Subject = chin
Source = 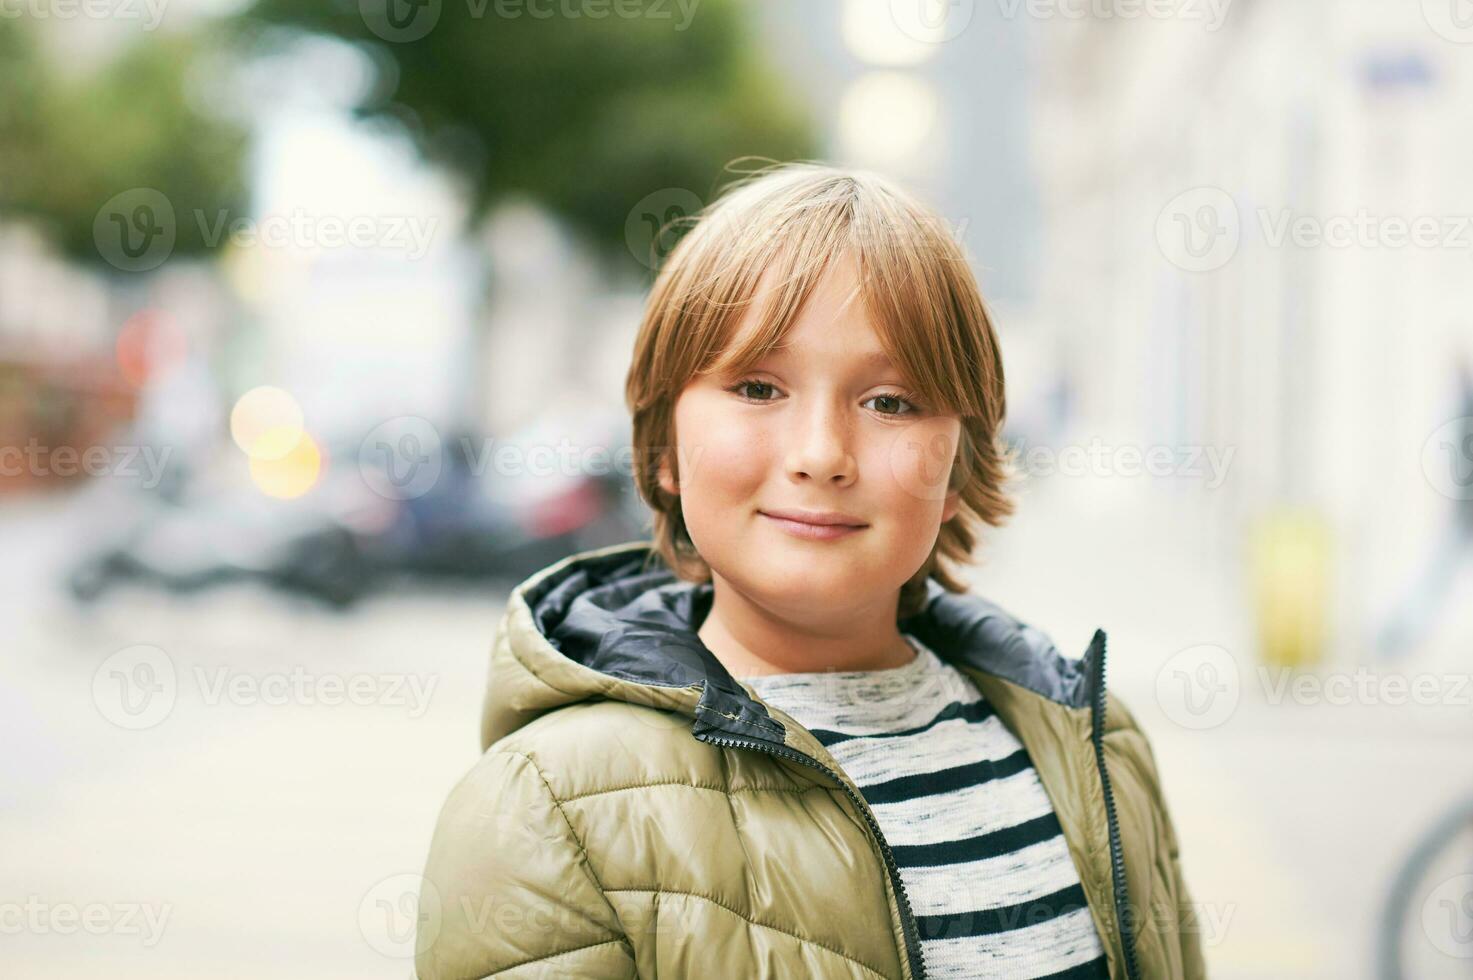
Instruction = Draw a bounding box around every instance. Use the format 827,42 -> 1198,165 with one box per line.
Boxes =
745,560 -> 861,604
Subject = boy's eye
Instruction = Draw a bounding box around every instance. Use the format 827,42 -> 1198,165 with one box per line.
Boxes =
863,393 -> 920,417
729,379 -> 778,401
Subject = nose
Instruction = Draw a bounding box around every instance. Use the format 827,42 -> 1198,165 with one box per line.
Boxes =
784,398 -> 857,487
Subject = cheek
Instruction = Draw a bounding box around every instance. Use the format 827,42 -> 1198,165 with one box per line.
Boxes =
875,420 -> 960,522
672,397 -> 771,514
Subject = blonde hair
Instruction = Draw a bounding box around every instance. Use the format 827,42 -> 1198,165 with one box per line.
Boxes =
623,161 -> 1017,619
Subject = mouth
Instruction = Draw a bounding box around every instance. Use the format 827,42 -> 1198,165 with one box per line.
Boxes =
758,509 -> 869,541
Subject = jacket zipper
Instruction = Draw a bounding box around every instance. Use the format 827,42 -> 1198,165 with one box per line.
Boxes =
1089,631 -> 1141,980
694,730 -> 927,980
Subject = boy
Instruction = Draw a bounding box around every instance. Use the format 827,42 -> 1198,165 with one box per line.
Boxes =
416,163 -> 1205,979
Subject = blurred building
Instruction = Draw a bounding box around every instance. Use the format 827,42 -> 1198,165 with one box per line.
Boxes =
1031,1 -> 1473,662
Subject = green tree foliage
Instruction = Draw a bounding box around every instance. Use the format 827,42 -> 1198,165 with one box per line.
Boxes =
238,0 -> 814,269
0,20 -> 248,265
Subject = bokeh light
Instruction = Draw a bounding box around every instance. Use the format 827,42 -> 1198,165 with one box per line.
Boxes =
230,386 -> 305,459
247,426 -> 322,499
841,0 -> 941,66
838,71 -> 938,169
115,308 -> 188,388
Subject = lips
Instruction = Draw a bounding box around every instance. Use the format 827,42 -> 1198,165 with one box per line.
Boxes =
758,508 -> 868,528
758,509 -> 868,541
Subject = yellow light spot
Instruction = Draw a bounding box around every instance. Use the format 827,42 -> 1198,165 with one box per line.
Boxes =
248,427 -> 322,499
231,387 -> 304,458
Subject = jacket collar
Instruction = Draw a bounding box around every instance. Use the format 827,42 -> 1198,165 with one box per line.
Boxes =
522,541 -> 1101,745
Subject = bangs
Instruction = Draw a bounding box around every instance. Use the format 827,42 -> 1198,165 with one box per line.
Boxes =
681,172 -> 991,421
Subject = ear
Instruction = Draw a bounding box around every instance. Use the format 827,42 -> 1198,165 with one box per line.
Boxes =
940,485 -> 961,524
656,451 -> 679,498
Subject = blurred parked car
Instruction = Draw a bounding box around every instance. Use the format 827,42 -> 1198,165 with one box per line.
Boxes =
67,422 -> 650,608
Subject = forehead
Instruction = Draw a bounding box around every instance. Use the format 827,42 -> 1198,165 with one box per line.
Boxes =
760,343 -> 898,372
712,251 -> 902,373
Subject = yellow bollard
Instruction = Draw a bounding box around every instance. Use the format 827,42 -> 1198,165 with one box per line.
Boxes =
1247,509 -> 1332,670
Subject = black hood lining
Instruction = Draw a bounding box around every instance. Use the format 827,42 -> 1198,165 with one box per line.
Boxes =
523,544 -> 1095,742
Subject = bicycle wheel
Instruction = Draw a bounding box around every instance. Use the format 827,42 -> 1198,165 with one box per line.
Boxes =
1377,793 -> 1473,979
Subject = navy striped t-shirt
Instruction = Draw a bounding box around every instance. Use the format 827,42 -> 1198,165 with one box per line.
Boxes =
741,633 -> 1111,979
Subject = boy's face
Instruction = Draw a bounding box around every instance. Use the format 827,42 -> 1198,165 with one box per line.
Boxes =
657,252 -> 963,622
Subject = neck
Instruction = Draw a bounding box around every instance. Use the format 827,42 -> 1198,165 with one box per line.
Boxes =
697,571 -> 915,678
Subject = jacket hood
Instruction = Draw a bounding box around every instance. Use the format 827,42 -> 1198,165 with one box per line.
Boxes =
481,540 -> 1102,751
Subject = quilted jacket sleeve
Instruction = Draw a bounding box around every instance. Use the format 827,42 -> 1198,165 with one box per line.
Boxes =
416,749 -> 634,980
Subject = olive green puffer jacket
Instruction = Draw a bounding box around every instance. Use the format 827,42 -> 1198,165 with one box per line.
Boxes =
415,541 -> 1206,979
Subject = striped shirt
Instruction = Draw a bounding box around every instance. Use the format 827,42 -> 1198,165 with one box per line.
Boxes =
741,633 -> 1111,980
